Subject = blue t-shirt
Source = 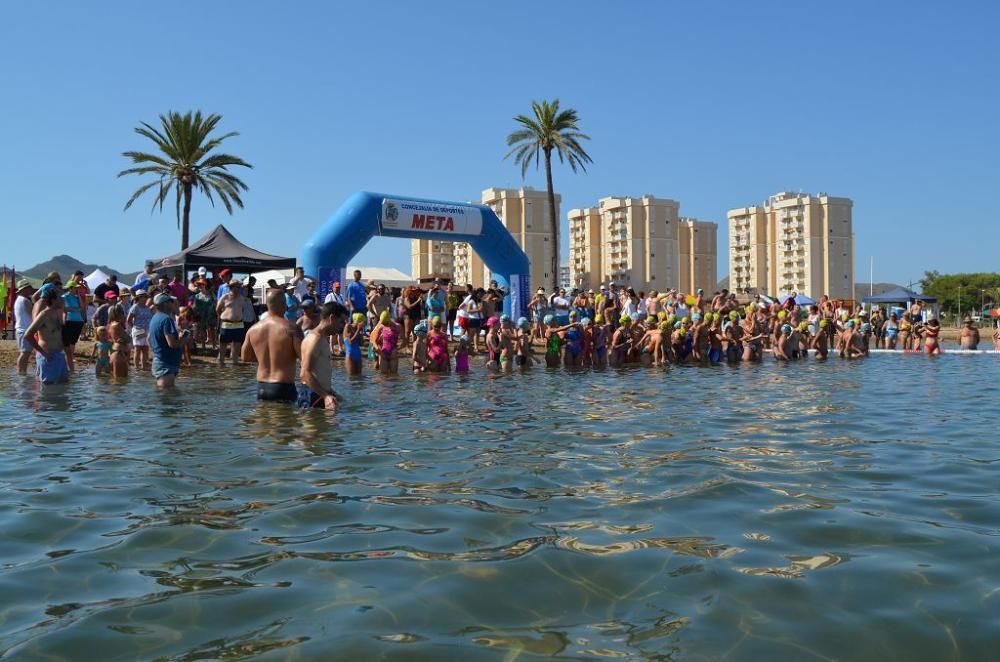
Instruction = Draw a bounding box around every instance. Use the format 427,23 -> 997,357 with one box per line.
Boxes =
347,280 -> 367,314
149,311 -> 181,368
62,293 -> 84,322
284,292 -> 299,321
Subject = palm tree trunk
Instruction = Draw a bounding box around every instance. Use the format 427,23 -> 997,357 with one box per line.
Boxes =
181,182 -> 193,250
544,149 -> 558,293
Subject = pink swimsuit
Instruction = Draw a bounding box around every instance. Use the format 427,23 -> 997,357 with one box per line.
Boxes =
428,333 -> 448,367
380,325 -> 398,357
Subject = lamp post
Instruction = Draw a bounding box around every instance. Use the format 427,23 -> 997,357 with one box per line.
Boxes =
958,284 -> 962,324
981,289 -> 986,320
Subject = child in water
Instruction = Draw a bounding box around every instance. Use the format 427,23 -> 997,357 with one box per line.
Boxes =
411,322 -> 429,372
924,318 -> 941,355
455,332 -> 471,373
92,325 -> 112,376
177,307 -> 194,368
515,317 -> 539,368
427,316 -> 450,372
375,311 -> 399,374
484,316 -> 502,370
344,313 -> 365,375
108,321 -> 129,378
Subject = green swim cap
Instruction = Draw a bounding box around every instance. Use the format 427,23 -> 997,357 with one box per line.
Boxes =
620,314 -> 631,324
729,311 -> 738,320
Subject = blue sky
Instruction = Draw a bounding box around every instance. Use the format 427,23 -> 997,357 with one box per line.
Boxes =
1,1 -> 997,288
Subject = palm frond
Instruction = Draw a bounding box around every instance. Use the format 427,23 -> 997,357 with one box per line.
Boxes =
122,179 -> 161,211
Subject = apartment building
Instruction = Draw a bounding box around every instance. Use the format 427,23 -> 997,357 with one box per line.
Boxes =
410,239 -> 455,282
598,195 -> 681,292
567,206 -> 602,290
678,218 -> 719,294
481,187 -> 559,290
451,241 -> 487,289
728,192 -> 854,299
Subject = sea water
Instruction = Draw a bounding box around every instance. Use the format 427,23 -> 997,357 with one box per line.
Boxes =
0,357 -> 997,659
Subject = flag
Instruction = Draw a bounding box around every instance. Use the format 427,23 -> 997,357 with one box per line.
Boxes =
0,267 -> 8,331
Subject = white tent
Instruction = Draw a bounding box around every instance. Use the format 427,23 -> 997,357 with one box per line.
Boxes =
84,268 -> 110,291
348,266 -> 413,289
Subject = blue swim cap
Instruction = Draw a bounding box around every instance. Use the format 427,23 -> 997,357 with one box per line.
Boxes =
674,321 -> 683,329
781,324 -> 792,334
630,312 -> 640,322
543,314 -> 554,325
861,323 -> 872,333
692,313 -> 702,322
581,317 -> 592,327
414,323 -> 428,335
846,320 -> 855,329
500,313 -> 510,322
517,316 -> 529,329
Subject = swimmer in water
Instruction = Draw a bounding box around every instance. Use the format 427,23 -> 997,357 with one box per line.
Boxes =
515,317 -> 539,369
427,316 -> 450,372
591,315 -> 609,368
811,319 -> 830,360
375,311 -> 399,374
484,316 -> 502,370
609,315 -> 633,367
344,313 -> 365,375
93,325 -> 112,376
924,318 -> 941,355
455,331 -> 471,373
411,322 -> 429,372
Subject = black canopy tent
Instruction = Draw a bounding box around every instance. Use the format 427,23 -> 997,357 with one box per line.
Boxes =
151,225 -> 296,274
861,286 -> 937,305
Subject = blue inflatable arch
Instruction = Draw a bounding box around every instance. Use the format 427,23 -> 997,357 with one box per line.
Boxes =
301,192 -> 531,318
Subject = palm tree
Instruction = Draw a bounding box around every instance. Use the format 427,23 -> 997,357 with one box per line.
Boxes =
506,100 -> 592,291
119,110 -> 252,250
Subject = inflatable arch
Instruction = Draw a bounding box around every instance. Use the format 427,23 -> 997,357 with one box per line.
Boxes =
301,192 -> 531,319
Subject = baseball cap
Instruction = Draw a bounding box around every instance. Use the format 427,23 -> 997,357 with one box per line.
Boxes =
153,293 -> 175,305
135,289 -> 148,297
197,266 -> 207,275
332,281 -> 341,288
103,291 -> 118,300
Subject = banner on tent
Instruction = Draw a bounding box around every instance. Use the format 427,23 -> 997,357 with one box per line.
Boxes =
380,199 -> 483,237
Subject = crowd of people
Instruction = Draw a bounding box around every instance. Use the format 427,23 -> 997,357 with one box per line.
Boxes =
9,264 -> 996,412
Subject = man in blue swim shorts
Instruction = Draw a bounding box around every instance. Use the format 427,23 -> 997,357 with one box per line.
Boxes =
23,283 -> 70,385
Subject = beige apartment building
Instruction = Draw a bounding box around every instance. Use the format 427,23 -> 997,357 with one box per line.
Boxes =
482,187 -> 559,289
451,241 -> 487,289
410,239 -> 455,282
598,195 -> 681,292
567,206 -> 602,290
678,218 -> 719,294
728,192 -> 854,299
451,187 -> 560,290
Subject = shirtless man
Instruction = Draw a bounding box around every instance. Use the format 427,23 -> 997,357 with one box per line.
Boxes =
23,284 -> 69,384
299,301 -> 347,410
216,280 -> 246,365
960,318 -> 980,350
241,291 -> 302,403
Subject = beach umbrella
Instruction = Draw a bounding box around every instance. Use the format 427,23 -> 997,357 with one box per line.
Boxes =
989,309 -> 1000,318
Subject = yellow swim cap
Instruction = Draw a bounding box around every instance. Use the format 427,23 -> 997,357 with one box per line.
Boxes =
595,314 -> 603,324
379,311 -> 390,324
820,319 -> 828,328
729,311 -> 738,320
659,321 -> 670,331
778,310 -> 787,320
620,314 -> 631,324
657,311 -> 667,321
352,313 -> 365,325
798,322 -> 808,331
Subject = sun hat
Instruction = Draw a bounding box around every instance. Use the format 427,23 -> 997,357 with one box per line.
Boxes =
103,291 -> 118,300
228,279 -> 242,287
134,289 -> 148,297
153,293 -> 175,305
16,278 -> 32,291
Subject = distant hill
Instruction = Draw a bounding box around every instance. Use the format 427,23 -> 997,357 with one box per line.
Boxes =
716,276 -> 729,292
855,282 -> 902,300
20,255 -> 139,283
